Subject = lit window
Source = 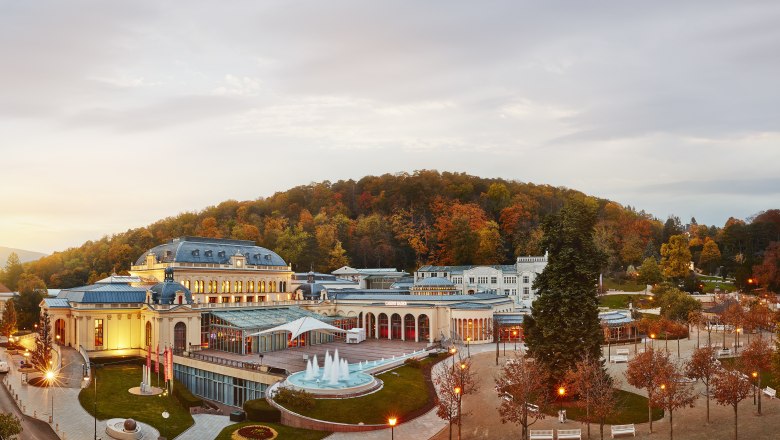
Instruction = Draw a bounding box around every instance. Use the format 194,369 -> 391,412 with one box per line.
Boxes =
94,319 -> 104,347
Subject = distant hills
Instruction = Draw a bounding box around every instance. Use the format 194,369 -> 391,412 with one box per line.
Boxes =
0,246 -> 47,264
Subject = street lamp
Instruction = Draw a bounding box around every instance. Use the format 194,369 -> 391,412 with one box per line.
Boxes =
752,371 -> 758,405
454,386 -> 462,440
55,334 -> 60,345
45,370 -> 56,423
388,417 -> 397,440
162,410 -> 170,440
450,347 -> 457,373
466,337 -> 471,357
650,333 -> 656,349
735,328 -> 741,354
557,386 -> 566,412
512,330 -> 518,351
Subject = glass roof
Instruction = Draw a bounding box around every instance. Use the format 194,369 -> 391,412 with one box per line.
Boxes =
209,306 -> 337,330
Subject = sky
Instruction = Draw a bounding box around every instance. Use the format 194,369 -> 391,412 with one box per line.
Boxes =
2,1 -> 779,254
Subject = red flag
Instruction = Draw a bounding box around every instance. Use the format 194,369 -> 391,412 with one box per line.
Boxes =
167,347 -> 174,381
146,345 -> 151,371
155,344 -> 160,374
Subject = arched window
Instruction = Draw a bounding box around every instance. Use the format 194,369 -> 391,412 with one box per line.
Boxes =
174,322 -> 186,352
418,315 -> 430,341
404,314 -> 416,341
260,281 -> 266,293
184,280 -> 190,289
145,321 -> 152,348
379,313 -> 389,338
366,313 -> 376,338
391,314 -> 402,339
248,281 -> 255,293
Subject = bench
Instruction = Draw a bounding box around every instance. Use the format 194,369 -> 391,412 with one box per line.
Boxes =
611,424 -> 636,438
527,402 -> 539,412
610,355 -> 629,363
558,429 -> 582,439
615,348 -> 630,356
717,348 -> 732,357
763,387 -> 777,399
529,430 -> 553,440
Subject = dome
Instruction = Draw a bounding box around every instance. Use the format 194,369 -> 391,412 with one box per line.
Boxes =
416,276 -> 455,287
135,236 -> 287,267
123,419 -> 137,432
150,280 -> 192,305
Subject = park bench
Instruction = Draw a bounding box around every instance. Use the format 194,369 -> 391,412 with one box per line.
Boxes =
529,429 -> 553,440
526,402 -> 539,412
609,355 -> 628,363
611,424 -> 636,438
557,429 -> 582,439
763,387 -> 777,399
717,348 -> 732,358
615,348 -> 630,356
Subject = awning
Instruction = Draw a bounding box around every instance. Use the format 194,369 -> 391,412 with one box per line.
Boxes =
247,316 -> 347,340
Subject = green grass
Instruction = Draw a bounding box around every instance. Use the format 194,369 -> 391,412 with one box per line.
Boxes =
78,363 -> 194,438
280,361 -> 434,425
603,278 -> 647,292
599,294 -> 651,309
720,358 -> 778,389
214,422 -> 328,440
545,390 -> 663,424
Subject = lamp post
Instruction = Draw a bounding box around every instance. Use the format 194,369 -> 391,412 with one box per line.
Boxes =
450,347 -> 457,373
466,337 -> 471,358
735,328 -> 741,354
45,370 -> 56,423
162,410 -> 170,440
388,417 -> 397,440
513,330 -> 518,351
752,371 -> 758,405
454,387 -> 462,440
650,333 -> 656,350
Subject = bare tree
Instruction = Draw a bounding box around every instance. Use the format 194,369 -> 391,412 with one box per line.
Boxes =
712,366 -> 752,440
590,368 -> 618,440
496,353 -> 550,440
625,348 -> 673,433
565,353 -> 603,439
685,346 -> 720,422
651,363 -> 697,440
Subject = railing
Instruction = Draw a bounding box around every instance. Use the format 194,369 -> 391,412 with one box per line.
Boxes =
79,345 -> 91,380
177,351 -> 287,376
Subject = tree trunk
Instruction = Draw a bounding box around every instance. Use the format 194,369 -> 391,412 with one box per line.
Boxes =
600,420 -> 604,440
648,400 -> 653,433
586,395 -> 591,439
705,382 -> 710,422
758,374 -> 762,415
669,408 -> 674,440
733,404 -> 738,440
449,420 -> 452,440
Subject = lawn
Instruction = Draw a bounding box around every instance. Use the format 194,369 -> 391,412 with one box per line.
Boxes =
214,422 -> 329,440
720,358 -> 778,389
545,389 -> 663,424
599,294 -> 651,309
603,278 -> 647,292
78,362 -> 194,438
279,357 -> 438,425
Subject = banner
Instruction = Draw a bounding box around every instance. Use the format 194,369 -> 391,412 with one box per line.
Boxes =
146,345 -> 151,371
155,344 -> 160,374
163,347 -> 169,382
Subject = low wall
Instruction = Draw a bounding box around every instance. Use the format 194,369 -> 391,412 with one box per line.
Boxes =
265,382 -> 388,432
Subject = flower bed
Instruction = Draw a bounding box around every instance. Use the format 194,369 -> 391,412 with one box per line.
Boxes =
231,425 -> 278,440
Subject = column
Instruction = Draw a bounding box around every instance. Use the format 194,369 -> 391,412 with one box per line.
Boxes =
429,314 -> 434,344
415,317 -> 419,342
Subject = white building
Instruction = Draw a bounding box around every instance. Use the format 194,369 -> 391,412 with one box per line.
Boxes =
414,254 -> 548,307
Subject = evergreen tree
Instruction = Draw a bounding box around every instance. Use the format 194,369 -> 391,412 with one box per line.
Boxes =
1,253 -> 24,291
31,311 -> 52,370
0,300 -> 17,337
637,257 -> 663,286
524,199 -> 605,383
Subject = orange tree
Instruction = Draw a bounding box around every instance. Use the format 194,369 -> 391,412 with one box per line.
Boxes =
739,337 -> 773,415
712,366 -> 752,440
625,348 -> 673,434
496,353 -> 550,440
651,363 -> 697,440
685,346 -> 720,422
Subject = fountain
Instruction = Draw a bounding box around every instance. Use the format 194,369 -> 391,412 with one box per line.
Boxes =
285,349 -> 427,396
105,418 -> 157,440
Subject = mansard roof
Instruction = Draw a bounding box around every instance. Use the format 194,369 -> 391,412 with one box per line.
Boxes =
135,236 -> 287,267
57,282 -> 147,304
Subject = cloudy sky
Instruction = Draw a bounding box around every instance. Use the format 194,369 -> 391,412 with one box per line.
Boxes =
2,1 -> 779,253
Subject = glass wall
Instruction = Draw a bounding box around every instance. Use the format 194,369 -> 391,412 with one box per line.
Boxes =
174,364 -> 267,408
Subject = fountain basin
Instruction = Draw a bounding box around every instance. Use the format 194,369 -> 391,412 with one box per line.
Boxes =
285,370 -> 378,396
105,418 -> 157,440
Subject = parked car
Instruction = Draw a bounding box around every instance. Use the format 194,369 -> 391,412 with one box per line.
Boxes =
0,361 -> 9,373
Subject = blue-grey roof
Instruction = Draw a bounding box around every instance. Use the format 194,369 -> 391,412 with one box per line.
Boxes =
415,277 -> 455,287
150,280 -> 192,305
494,314 -> 525,325
599,310 -> 634,326
57,282 -> 147,304
42,298 -> 70,308
333,293 -> 511,302
136,236 -> 287,267
418,264 -> 517,274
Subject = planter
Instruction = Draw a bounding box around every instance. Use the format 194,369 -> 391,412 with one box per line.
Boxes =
231,425 -> 278,440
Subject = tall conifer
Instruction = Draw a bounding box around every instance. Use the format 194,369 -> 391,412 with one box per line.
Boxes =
524,199 -> 605,382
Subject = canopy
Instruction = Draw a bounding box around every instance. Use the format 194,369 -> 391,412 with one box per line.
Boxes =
247,316 -> 347,340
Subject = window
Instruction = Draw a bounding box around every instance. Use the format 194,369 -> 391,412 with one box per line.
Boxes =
512,289 -> 517,294
469,277 -> 474,284
440,273 -> 447,278
504,276 -> 517,284
490,277 -> 497,284
94,319 -> 104,347
504,289 -> 510,295
523,287 -> 530,295
420,273 -> 425,278
477,276 -> 488,284
523,275 -> 530,284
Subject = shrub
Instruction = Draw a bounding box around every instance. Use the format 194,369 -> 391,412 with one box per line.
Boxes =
274,387 -> 315,411
244,399 -> 281,423
173,379 -> 203,409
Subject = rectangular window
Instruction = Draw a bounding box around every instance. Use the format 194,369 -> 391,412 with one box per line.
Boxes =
478,276 -> 488,284
469,277 -> 475,284
94,319 -> 104,347
512,289 -> 517,294
490,277 -> 497,284
523,275 -> 530,284
523,287 -> 530,295
504,289 -> 510,294
420,273 -> 425,278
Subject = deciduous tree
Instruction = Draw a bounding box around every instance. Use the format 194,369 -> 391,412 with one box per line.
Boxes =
712,366 -> 752,440
434,356 -> 478,440
0,413 -> 22,439
660,235 -> 692,280
741,337 -> 773,415
496,353 -> 550,440
625,348 -> 674,433
698,238 -> 722,275
685,347 -> 719,422
753,241 -> 780,293
651,363 -> 697,440
637,257 -> 663,286
0,300 -> 17,337
525,199 -> 605,382
31,311 -> 52,369
565,354 -> 615,439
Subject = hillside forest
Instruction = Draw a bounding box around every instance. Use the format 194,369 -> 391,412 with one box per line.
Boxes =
2,171 -> 779,296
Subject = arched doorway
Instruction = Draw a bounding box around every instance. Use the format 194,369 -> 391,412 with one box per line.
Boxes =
174,322 -> 187,352
366,313 -> 376,338
391,314 -> 402,339
418,315 -> 430,342
378,313 -> 389,339
54,319 -> 65,345
145,321 -> 152,348
404,314 -> 416,341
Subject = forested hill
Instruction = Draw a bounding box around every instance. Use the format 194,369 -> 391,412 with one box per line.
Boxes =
17,170 -> 779,290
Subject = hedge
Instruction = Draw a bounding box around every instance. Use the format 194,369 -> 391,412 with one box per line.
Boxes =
244,399 -> 281,423
173,379 -> 203,409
